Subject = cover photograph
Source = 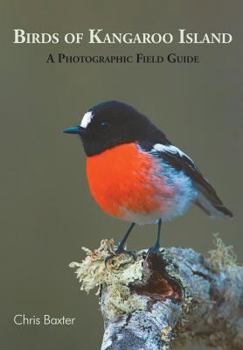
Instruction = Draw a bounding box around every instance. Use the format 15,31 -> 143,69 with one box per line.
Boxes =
2,1 -> 243,349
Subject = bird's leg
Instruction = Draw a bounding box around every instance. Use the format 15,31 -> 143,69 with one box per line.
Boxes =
105,223 -> 136,266
148,219 -> 162,254
116,222 -> 136,253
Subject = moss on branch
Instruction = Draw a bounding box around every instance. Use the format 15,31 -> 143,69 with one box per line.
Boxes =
70,236 -> 242,350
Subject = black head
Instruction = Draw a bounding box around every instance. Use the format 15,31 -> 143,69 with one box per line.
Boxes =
64,101 -> 169,156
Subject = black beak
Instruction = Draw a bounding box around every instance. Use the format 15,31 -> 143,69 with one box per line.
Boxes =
63,126 -> 84,134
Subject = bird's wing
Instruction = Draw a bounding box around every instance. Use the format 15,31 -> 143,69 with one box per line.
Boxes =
143,142 -> 233,218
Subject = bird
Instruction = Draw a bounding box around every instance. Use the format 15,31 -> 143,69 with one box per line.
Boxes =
63,100 -> 233,254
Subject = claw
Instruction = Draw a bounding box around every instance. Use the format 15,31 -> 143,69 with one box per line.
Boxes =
104,253 -> 116,267
146,245 -> 161,257
105,247 -> 136,268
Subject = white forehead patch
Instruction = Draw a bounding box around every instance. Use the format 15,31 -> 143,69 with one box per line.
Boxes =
80,111 -> 94,128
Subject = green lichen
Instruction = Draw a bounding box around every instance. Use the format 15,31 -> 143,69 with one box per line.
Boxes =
208,233 -> 237,271
70,239 -> 147,320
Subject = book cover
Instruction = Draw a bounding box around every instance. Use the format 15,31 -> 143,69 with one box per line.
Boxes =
2,1 -> 242,349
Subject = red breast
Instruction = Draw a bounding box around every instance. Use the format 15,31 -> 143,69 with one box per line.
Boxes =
86,143 -> 175,220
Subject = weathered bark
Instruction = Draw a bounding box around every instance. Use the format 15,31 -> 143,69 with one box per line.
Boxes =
70,237 -> 243,350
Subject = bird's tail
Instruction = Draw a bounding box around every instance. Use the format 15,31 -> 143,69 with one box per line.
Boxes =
195,184 -> 233,219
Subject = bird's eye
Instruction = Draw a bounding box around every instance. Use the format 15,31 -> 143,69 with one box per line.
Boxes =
100,121 -> 109,128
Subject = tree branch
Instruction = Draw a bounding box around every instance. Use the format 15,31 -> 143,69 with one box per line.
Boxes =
70,236 -> 243,350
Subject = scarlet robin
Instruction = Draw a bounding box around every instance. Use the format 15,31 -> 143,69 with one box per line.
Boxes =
64,101 -> 233,253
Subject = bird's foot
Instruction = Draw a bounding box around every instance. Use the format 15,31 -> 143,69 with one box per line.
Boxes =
105,246 -> 136,267
147,243 -> 161,257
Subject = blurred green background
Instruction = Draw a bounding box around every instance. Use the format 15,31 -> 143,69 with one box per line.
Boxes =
1,1 -> 242,349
